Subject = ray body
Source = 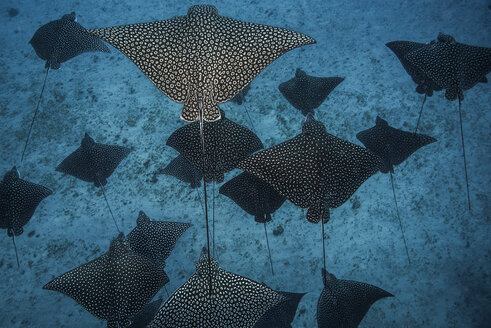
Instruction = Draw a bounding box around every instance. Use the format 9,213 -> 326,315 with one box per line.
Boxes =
87,4 -> 316,122
356,116 -> 437,174
317,269 -> 393,328
405,33 -> 490,101
219,172 -> 286,223
253,290 -> 305,328
30,12 -> 110,69
0,167 -> 52,236
148,248 -> 285,328
0,166 -> 52,266
167,110 -> 264,183
238,115 -> 382,223
127,211 -> 191,268
356,116 -> 436,262
279,68 -> 344,115
386,41 -> 442,97
43,233 -> 168,328
56,133 -> 131,187
161,154 -> 202,188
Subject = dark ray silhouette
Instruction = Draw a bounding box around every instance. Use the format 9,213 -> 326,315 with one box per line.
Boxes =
0,166 -> 52,267
279,68 -> 344,115
127,211 -> 191,268
219,172 -> 286,274
148,247 -> 286,328
30,12 -> 110,70
56,133 -> 130,187
317,269 -> 393,328
56,133 -> 130,231
356,116 -> 436,263
254,290 -> 306,328
387,33 -> 491,210
43,233 -> 168,328
21,12 -> 110,167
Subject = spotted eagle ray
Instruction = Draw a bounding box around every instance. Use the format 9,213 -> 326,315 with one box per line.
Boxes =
386,40 -> 442,132
279,68 -> 344,116
238,114 -> 382,280
87,4 -> 315,122
56,133 -> 130,187
166,109 -> 264,184
253,289 -> 306,328
43,233 -> 168,328
56,133 -> 131,231
127,211 -> 191,268
0,166 -> 52,267
219,171 -> 286,274
148,247 -> 286,328
238,114 -> 382,224
22,12 -> 110,168
356,116 -> 437,263
316,268 -> 393,328
387,33 -> 491,210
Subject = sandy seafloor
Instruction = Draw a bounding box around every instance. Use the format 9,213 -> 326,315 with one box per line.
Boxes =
0,0 -> 490,327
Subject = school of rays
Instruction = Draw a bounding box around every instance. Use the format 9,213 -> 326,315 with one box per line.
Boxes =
1,3 -> 490,328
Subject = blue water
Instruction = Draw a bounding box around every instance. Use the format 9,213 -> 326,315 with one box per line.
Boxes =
0,0 -> 490,327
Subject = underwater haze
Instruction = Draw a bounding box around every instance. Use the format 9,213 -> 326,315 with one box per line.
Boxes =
1,0 -> 490,327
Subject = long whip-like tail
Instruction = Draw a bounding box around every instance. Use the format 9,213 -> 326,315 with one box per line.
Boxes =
263,222 -> 274,275
414,94 -> 427,134
390,172 -> 411,264
12,233 -> 20,268
19,67 -> 50,171
198,105 -> 212,296
458,96 -> 471,211
96,177 -> 121,233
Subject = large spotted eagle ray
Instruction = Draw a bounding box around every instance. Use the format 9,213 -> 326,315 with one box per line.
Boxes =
0,166 -> 52,267
387,33 -> 491,210
238,114 -> 382,280
356,116 -> 436,264
87,4 -> 316,122
238,114 -> 382,224
148,247 -> 286,328
43,233 -> 168,328
22,12 -> 110,168
316,268 -> 393,327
